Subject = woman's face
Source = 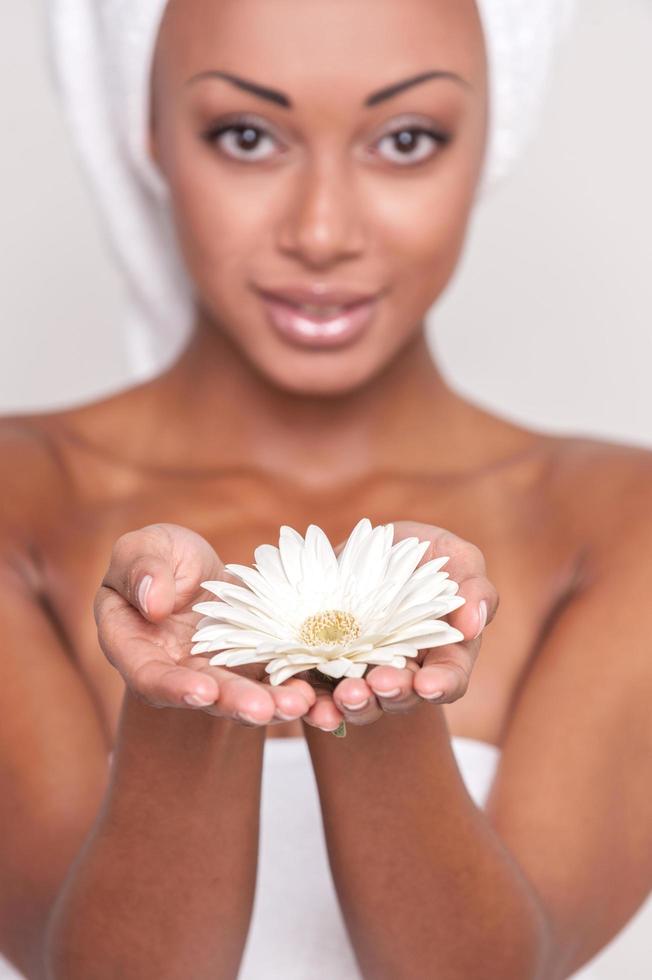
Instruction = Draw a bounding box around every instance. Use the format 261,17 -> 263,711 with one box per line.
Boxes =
150,0 -> 488,396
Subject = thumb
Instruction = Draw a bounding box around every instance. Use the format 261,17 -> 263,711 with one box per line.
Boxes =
97,523 -> 226,624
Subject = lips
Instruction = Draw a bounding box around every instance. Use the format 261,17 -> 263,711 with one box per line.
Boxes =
255,284 -> 380,308
257,291 -> 379,350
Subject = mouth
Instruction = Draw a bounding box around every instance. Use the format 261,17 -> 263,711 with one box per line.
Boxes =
255,291 -> 380,350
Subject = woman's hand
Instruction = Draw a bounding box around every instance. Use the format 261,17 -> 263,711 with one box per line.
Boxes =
305,521 -> 498,729
94,523 -> 316,727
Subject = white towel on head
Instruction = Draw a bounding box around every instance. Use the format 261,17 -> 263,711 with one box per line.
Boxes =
44,0 -> 577,384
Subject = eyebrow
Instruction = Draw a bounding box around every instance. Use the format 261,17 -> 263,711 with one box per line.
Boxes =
185,69 -> 470,108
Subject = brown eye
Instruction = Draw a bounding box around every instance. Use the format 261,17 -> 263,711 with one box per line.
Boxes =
205,122 -> 280,162
376,127 -> 447,166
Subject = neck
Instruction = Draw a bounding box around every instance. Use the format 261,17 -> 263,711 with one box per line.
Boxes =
146,314 -> 524,487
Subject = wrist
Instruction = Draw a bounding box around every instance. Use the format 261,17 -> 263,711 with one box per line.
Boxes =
303,699 -> 446,755
106,688 -> 265,817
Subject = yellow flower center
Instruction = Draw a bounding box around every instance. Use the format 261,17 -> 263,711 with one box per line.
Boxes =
299,609 -> 361,647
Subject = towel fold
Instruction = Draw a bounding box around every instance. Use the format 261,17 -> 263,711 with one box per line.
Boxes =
44,0 -> 577,382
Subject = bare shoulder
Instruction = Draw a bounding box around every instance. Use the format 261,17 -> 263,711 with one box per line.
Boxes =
0,413 -> 67,545
541,430 -> 652,552
0,381 -> 147,561
0,378 -> 154,508
547,429 -> 652,485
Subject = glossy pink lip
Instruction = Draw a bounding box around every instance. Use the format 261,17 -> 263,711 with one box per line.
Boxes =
254,283 -> 380,307
258,293 -> 379,350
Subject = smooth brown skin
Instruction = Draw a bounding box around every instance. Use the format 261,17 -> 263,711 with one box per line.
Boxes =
0,0 -> 650,977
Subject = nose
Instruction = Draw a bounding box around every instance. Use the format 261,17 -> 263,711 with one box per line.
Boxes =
276,158 -> 366,270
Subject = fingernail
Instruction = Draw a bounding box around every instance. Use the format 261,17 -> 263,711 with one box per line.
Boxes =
184,693 -> 214,707
237,712 -> 261,726
422,689 -> 445,701
275,710 -> 299,721
138,574 -> 153,615
473,600 -> 488,639
376,687 -> 401,699
341,698 -> 369,712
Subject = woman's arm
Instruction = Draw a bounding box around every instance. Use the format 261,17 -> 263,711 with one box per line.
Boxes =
46,689 -> 265,980
305,704 -> 549,980
0,501 -> 315,980
305,506 -> 652,980
46,522 -> 320,980
0,545 -> 266,980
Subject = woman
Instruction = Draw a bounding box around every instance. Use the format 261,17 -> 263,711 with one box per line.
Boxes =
1,0 -> 650,977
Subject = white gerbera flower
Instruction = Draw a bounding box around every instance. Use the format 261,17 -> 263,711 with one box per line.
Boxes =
190,518 -> 466,686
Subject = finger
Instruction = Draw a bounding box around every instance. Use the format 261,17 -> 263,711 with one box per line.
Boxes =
332,676 -> 383,726
391,521 -> 499,641
269,677 -> 317,722
130,654 -> 220,709
364,664 -> 422,713
413,639 -> 480,703
302,687 -> 345,733
444,574 -> 496,641
186,660 -> 303,726
197,667 -> 277,725
96,523 -> 229,623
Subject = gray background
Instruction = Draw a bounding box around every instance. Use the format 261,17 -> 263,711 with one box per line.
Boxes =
0,2 -> 650,977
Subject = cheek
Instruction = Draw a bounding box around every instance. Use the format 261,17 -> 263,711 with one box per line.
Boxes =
370,165 -> 476,309
171,184 -> 258,289
163,136 -> 272,294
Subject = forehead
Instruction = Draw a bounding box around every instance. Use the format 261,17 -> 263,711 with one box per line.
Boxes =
155,0 -> 486,99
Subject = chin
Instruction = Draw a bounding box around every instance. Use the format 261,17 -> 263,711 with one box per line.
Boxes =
256,351 -> 383,399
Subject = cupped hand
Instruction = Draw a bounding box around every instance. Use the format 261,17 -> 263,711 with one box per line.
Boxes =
303,521 -> 498,730
94,523 -> 316,727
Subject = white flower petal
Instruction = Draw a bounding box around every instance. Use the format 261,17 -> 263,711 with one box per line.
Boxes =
370,593 -> 464,636
268,663 -> 317,686
222,564 -> 280,600
198,630 -> 287,651
336,518 -> 373,578
192,601 -> 283,637
278,526 -> 306,587
266,655 -> 323,684
381,618 -> 459,645
265,653 -> 323,669
303,524 -> 339,590
437,595 -> 466,614
350,643 -> 418,663
369,654 -> 408,670
372,600 -> 446,636
190,641 -> 219,655
191,624 -> 237,641
317,659 -> 355,679
194,613 -> 217,629
383,523 -> 395,553
352,651 -> 405,667
388,625 -> 465,649
384,538 -> 431,593
209,649 -> 267,667
196,582 -> 279,618
353,524 -> 393,591
253,544 -> 289,586
385,572 -> 453,616
256,642 -> 317,657
409,555 -> 452,579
